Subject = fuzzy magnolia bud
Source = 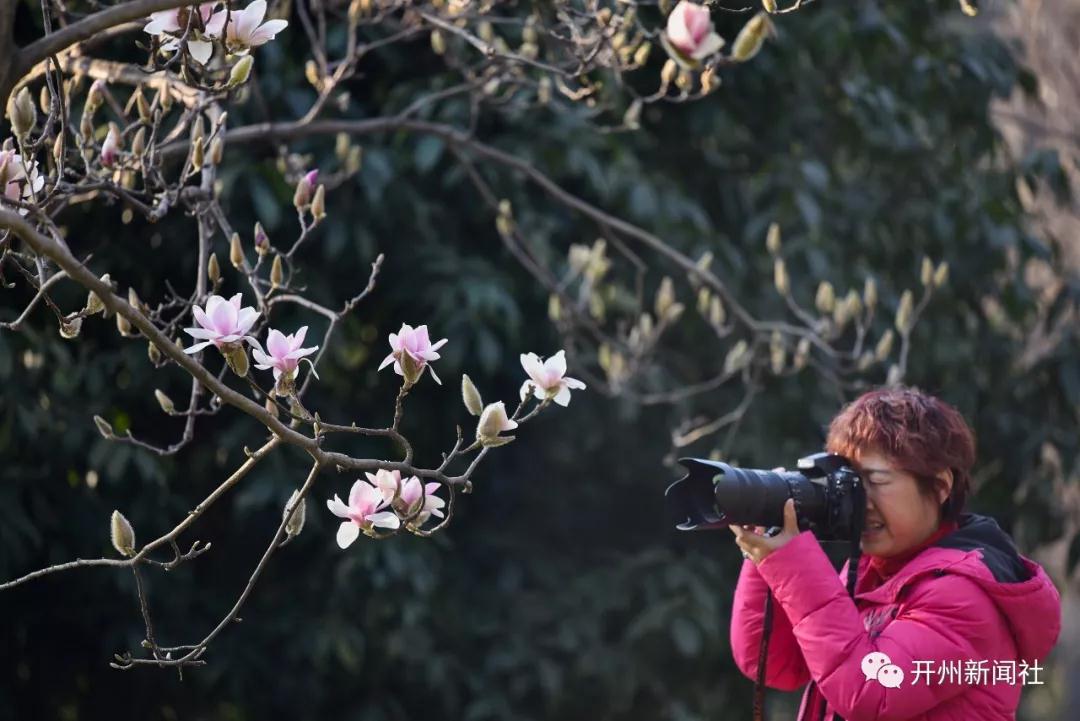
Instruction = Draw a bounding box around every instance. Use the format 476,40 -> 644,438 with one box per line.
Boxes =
207,252 -> 221,284
270,254 -> 284,289
709,295 -> 726,326
537,76 -> 552,105
154,389 -> 175,414
886,364 -> 903,387
254,222 -> 270,255
8,87 -> 37,138
116,312 -> 133,336
94,415 -> 114,438
430,30 -> 446,55
773,259 -> 789,295
933,261 -> 949,288
110,510 -> 136,557
874,329 -> 895,362
87,79 -> 106,111
959,0 -> 978,17
548,293 -> 561,321
623,99 -> 642,130
224,345 -> 249,377
127,287 -> 144,314
311,185 -> 326,221
634,42 -> 652,66
461,374 -> 484,416
793,337 -> 811,370
815,281 -> 835,314
229,55 -> 254,87
210,137 -> 224,166
134,87 -> 151,122
85,289 -> 106,316
765,222 -> 781,255
762,0 -> 778,12
920,256 -> 934,286
723,339 -> 749,375
283,490 -> 306,537
661,59 -> 677,86
732,12 -> 771,62
131,127 -> 147,160
148,341 -> 162,364
655,277 -> 675,319
895,290 -> 914,333
191,136 -> 205,169
476,401 -> 517,447
59,316 -> 83,339
769,331 -> 785,374
863,277 -> 878,310
230,232 -> 245,269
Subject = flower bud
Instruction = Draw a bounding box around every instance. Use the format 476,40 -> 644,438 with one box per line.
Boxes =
773,259 -> 789,296
476,401 -> 517,447
229,55 -> 254,87
191,136 -> 204,169
60,316 -> 83,339
94,414 -> 114,438
623,98 -> 642,130
87,80 -> 106,111
135,87 -> 151,122
762,0 -> 778,12
131,127 -> 147,160
304,60 -> 321,89
723,339 -> 749,375
430,30 -> 446,55
732,12 -> 772,62
293,172 -> 315,209
894,290 -> 914,333
110,510 -> 136,557
207,252 -> 221,284
85,289 -> 106,316
857,351 -> 874,371
283,490 -> 306,537
224,345 -> 250,377
311,184 -> 326,221
461,374 -> 484,416
766,222 -> 782,255
701,66 -> 719,93
116,312 -> 133,336
709,295 -> 726,326
843,288 -> 862,318
863,277 -> 877,311
769,331 -> 785,374
348,0 -> 363,23
478,21 -> 495,42
793,337 -> 811,370
157,85 -> 174,112
537,76 -> 552,105
270,254 -> 284,289
8,87 -> 37,139
548,293 -> 561,321
155,389 -> 175,414
210,137 -> 224,165
661,59 -> 677,86
655,276 -> 675,319
346,146 -> 363,174
960,0 -> 977,17
920,256 -> 934,286
874,329 -> 895,362
254,222 -> 269,255
886,364 -> 903,387
815,281 -> 835,314
101,123 -> 122,168
634,42 -> 652,66
230,232 -> 245,269
148,341 -> 162,364
933,261 -> 949,288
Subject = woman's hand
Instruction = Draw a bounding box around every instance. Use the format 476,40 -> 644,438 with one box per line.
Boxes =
729,498 -> 801,564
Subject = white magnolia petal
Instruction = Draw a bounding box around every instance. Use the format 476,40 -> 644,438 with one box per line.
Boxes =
336,521 -> 360,549
366,511 -> 401,529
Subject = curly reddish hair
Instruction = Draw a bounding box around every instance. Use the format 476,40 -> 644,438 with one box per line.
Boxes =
825,386 -> 976,522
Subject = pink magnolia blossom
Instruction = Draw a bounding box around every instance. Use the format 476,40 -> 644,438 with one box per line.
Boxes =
251,326 -> 318,380
183,293 -> 259,353
398,477 -> 445,525
665,1 -> 725,62
225,0 -> 289,53
366,468 -> 403,504
144,3 -> 227,65
0,148 -> 44,213
327,480 -> 400,548
293,169 -> 319,208
101,125 -> 121,168
378,323 -> 448,385
519,350 -> 586,407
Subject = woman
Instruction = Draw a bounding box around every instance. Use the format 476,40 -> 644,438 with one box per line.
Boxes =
729,387 -> 1061,721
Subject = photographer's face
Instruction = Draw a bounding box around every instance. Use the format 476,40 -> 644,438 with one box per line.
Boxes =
855,450 -> 952,558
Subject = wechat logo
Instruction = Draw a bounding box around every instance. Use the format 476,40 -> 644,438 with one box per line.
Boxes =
862,651 -> 905,689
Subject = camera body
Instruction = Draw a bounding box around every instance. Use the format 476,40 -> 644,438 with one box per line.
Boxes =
665,452 -> 866,542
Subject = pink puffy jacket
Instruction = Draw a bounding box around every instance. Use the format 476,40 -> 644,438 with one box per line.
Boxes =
730,514 -> 1061,721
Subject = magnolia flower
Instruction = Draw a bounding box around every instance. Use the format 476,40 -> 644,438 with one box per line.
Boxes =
398,477 -> 445,525
519,350 -> 586,406
327,480 -> 400,548
0,148 -> 45,213
366,468 -> 403,504
144,3 -> 226,65
476,401 -> 518,447
251,326 -> 318,380
293,169 -> 318,209
183,293 -> 259,353
101,125 -> 121,167
225,0 -> 289,53
379,323 -> 448,385
664,1 -> 725,65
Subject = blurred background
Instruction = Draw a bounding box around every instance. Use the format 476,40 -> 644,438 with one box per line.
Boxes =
2,0 -> 1077,719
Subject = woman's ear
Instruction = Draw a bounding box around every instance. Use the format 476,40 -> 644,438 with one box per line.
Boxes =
935,468 -> 954,505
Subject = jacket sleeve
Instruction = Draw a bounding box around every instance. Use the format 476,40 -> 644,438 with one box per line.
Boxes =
756,531 -> 1002,721
730,557 -> 811,691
